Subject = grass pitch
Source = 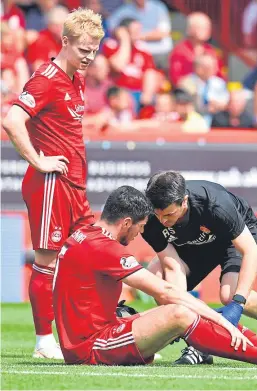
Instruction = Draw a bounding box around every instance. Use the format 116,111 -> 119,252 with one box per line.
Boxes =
1,302 -> 257,390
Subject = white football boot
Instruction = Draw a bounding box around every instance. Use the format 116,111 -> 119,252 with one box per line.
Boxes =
33,334 -> 64,359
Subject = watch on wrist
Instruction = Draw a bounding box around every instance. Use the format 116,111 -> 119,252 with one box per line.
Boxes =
232,294 -> 246,305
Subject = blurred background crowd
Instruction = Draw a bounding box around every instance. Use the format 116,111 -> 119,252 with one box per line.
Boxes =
1,0 -> 257,304
1,0 -> 257,137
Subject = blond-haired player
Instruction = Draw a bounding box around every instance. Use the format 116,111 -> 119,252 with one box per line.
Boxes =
3,8 -> 105,359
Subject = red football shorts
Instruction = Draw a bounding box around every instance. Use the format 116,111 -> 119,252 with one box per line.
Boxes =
22,167 -> 95,250
88,315 -> 154,366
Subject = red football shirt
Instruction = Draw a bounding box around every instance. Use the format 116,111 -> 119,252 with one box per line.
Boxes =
169,39 -> 225,86
102,39 -> 155,91
53,225 -> 142,364
26,30 -> 62,67
13,61 -> 87,189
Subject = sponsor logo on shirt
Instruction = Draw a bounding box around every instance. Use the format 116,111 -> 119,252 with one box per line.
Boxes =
67,106 -> 84,122
18,91 -> 36,108
120,256 -> 139,270
162,227 -> 216,246
184,232 -> 216,246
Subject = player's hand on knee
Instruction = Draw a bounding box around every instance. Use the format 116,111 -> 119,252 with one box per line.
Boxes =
37,151 -> 70,175
219,317 -> 253,351
215,301 -> 243,326
230,325 -> 253,351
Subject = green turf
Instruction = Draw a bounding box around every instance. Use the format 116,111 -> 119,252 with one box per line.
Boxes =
1,302 -> 257,390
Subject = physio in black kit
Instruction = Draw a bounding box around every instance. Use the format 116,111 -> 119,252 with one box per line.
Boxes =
143,170 -> 257,365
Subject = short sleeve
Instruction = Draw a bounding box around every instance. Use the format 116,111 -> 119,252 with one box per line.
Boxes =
96,242 -> 142,281
142,215 -> 168,253
13,74 -> 52,117
210,200 -> 245,241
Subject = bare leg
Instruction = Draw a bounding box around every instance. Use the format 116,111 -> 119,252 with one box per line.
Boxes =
220,272 -> 257,319
131,304 -> 257,364
132,304 -> 196,357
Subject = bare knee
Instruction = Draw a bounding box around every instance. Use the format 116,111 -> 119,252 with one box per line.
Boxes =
220,287 -> 235,305
147,257 -> 164,279
166,304 -> 196,329
35,249 -> 58,268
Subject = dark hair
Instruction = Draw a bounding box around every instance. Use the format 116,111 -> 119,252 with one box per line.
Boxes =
145,171 -> 186,209
106,86 -> 122,100
172,88 -> 193,104
101,186 -> 152,224
118,17 -> 138,28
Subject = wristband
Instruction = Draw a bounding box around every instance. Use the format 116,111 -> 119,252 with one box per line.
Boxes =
232,294 -> 246,305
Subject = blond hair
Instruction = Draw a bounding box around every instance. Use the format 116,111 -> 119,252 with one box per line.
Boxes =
63,7 -> 105,40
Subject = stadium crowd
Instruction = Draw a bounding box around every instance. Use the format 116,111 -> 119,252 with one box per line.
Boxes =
1,0 -> 257,137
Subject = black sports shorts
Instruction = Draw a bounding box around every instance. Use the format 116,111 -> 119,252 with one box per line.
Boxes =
173,225 -> 257,292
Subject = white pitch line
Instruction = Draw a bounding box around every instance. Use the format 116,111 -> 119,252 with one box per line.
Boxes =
2,370 -> 257,381
5,364 -> 257,371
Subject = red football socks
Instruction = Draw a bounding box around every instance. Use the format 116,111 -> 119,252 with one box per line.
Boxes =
238,323 -> 257,345
29,262 -> 55,335
185,316 -> 257,364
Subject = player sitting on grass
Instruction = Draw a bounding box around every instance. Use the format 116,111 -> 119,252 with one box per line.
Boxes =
53,186 -> 257,365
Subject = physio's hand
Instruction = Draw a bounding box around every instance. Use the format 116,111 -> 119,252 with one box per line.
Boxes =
219,317 -> 253,351
215,301 -> 243,326
36,151 -> 69,175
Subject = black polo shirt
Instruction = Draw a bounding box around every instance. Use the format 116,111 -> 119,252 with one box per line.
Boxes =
142,180 -> 257,254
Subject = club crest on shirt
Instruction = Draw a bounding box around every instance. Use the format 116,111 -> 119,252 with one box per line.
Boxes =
51,229 -> 62,243
200,226 -> 211,234
113,323 -> 125,334
120,256 -> 138,270
19,91 -> 36,108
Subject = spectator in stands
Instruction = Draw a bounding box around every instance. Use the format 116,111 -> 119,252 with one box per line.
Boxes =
101,0 -> 123,15
85,0 -> 109,39
26,5 -> 69,71
84,54 -> 113,114
107,0 -> 173,71
102,17 -> 160,112
139,92 -> 179,122
178,54 -> 229,126
1,73 -> 18,124
106,86 -> 135,124
1,0 -> 26,52
83,86 -> 135,132
242,0 -> 257,48
169,12 -> 225,87
254,81 -> 257,127
18,0 -> 59,32
1,21 -> 30,93
211,90 -> 255,129
173,88 -> 209,133
243,66 -> 257,93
